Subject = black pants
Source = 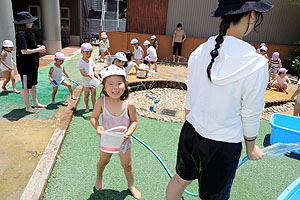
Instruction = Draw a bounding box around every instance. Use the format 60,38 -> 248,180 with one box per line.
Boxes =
173,42 -> 182,56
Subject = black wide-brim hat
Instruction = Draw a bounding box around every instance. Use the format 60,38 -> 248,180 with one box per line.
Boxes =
14,11 -> 38,24
210,0 -> 274,17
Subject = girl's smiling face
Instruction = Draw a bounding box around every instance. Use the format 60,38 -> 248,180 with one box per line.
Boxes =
82,50 -> 92,59
55,59 -> 64,66
104,75 -> 126,99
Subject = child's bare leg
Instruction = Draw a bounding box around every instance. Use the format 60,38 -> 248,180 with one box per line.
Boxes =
83,87 -> 90,112
294,101 -> 300,117
272,72 -> 276,80
154,61 -> 158,72
166,174 -> 192,200
91,87 -> 96,109
101,51 -> 105,61
10,70 -> 20,93
282,82 -> 288,94
62,81 -> 75,100
119,149 -> 141,199
135,59 -> 140,66
1,71 -> 11,91
52,86 -> 58,104
95,151 -> 112,190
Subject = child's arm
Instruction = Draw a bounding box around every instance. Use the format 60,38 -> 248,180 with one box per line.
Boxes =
48,66 -> 54,82
134,65 -> 150,73
93,67 -> 101,80
156,41 -> 159,51
141,48 -> 144,58
63,67 -> 71,81
79,69 -> 93,78
279,59 -> 282,68
0,51 -> 13,71
121,100 -> 138,144
90,97 -> 104,137
291,85 -> 300,100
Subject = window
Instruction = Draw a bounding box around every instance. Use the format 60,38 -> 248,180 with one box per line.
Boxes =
61,7 -> 70,30
28,5 -> 41,29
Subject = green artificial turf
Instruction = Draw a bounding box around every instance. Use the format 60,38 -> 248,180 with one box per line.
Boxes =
0,54 -> 81,121
42,93 -> 300,200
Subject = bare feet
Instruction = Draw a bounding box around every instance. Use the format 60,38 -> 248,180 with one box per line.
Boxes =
1,86 -> 10,91
25,107 -> 38,113
52,101 -> 57,104
71,96 -> 77,100
129,186 -> 141,200
33,103 -> 47,108
94,178 -> 103,191
85,107 -> 90,113
13,90 -> 21,94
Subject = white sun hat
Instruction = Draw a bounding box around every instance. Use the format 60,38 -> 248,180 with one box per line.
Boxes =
150,35 -> 156,40
260,46 -> 268,51
101,34 -> 108,38
130,38 -> 138,44
100,64 -> 126,80
2,40 -> 14,47
143,40 -> 150,46
115,52 -> 128,61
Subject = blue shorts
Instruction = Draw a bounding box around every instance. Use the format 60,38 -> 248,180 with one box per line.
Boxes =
176,121 -> 242,200
270,68 -> 279,73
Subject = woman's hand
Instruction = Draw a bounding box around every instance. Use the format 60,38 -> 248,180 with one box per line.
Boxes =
247,145 -> 264,160
37,47 -> 46,54
121,132 -> 130,144
96,126 -> 104,137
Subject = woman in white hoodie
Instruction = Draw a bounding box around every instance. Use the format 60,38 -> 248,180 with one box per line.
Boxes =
166,1 -> 274,200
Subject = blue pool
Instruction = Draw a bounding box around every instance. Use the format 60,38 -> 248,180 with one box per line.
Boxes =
277,176 -> 300,200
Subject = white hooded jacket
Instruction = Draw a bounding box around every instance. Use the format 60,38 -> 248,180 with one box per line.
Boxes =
185,36 -> 269,143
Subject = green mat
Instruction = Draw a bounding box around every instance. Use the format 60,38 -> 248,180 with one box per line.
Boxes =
0,54 -> 82,121
42,92 -> 300,200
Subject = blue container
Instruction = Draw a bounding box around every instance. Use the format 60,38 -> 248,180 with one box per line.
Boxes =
270,113 -> 300,154
277,176 -> 300,200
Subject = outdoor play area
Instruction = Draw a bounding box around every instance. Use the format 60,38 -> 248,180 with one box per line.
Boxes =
1,46 -> 300,200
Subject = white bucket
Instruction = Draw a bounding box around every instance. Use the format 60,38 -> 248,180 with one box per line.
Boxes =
89,77 -> 101,88
147,70 -> 155,78
100,126 -> 127,153
105,55 -> 115,66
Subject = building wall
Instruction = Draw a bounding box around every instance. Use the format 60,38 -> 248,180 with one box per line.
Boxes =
126,0 -> 168,35
166,0 -> 300,46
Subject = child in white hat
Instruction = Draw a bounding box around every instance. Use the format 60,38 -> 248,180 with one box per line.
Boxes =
150,35 -> 158,51
130,38 -> 144,65
91,64 -> 141,199
98,33 -> 110,63
143,40 -> 158,72
49,52 -> 76,104
0,40 -> 20,93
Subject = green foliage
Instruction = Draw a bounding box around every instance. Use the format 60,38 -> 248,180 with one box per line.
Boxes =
288,0 -> 300,6
285,45 -> 300,76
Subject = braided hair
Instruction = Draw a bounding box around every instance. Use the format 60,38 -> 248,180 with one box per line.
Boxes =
207,11 -> 263,81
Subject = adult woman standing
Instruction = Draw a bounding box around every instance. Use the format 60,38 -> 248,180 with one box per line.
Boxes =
166,0 -> 274,200
172,23 -> 186,63
14,11 -> 47,113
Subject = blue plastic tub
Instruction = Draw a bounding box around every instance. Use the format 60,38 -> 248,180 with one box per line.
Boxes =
277,176 -> 300,200
269,113 -> 300,154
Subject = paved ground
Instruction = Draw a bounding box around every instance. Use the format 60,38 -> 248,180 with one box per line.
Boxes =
0,46 -> 299,200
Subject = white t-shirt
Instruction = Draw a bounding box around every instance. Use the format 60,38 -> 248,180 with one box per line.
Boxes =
51,63 -> 64,83
275,75 -> 289,87
77,58 -> 95,87
136,63 -> 149,78
147,46 -> 157,61
125,61 -> 136,75
134,46 -> 143,59
297,79 -> 300,104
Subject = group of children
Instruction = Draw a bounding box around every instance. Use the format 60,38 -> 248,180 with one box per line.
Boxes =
257,43 -> 291,94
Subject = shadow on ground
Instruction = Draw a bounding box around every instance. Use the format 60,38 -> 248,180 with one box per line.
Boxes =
0,91 -> 14,96
74,109 -> 91,120
88,188 -> 132,200
2,108 -> 31,121
46,102 -> 68,110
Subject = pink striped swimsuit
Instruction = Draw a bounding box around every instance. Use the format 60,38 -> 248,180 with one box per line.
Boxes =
98,96 -> 132,154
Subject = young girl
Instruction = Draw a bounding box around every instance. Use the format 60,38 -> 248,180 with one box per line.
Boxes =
77,43 -> 101,113
143,40 -> 158,72
0,40 -> 20,93
166,1 -> 273,200
130,39 -> 144,65
113,51 -> 128,71
269,68 -> 290,94
259,46 -> 269,59
269,52 -> 282,80
291,76 -> 300,116
98,33 -> 110,63
49,52 -> 76,104
90,65 -> 141,199
150,35 -> 158,51
124,51 -> 150,77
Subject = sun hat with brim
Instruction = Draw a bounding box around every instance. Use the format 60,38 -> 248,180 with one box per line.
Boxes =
272,52 -> 279,60
100,64 -> 126,80
150,35 -> 156,40
210,0 -> 274,17
101,34 -> 108,39
130,38 -> 138,44
115,52 -> 128,62
14,11 -> 38,24
144,56 -> 151,62
2,40 -> 14,47
260,46 -> 268,51
54,52 -> 65,60
143,40 -> 151,46
81,43 -> 93,51
278,68 -> 288,73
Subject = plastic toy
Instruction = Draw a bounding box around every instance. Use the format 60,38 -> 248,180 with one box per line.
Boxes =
149,105 -> 156,113
145,93 -> 160,103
